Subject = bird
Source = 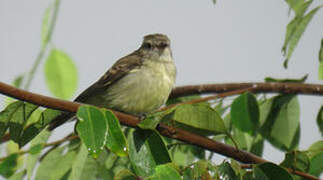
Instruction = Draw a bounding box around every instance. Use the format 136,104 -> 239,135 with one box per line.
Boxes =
48,33 -> 177,130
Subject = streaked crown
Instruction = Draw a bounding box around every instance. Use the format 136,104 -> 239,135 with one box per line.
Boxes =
141,33 -> 170,50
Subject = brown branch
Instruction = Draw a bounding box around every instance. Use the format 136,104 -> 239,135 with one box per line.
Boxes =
0,81 -> 319,180
241,164 -> 321,180
170,82 -> 323,98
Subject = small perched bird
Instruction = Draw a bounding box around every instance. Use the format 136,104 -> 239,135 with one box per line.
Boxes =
49,33 -> 177,130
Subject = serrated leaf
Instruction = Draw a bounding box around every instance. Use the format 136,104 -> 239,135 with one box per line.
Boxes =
260,95 -> 300,151
173,104 -> 227,134
76,105 -> 107,158
149,164 -> 181,180
44,48 -> 78,99
0,154 -> 18,178
102,109 -> 128,157
231,92 -> 259,135
264,74 -> 308,83
254,162 -> 293,180
128,129 -> 171,177
280,151 -> 310,172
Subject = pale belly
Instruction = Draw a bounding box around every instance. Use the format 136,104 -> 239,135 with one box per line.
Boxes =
101,62 -> 176,114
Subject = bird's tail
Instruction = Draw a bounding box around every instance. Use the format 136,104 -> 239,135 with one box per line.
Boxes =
48,111 -> 75,131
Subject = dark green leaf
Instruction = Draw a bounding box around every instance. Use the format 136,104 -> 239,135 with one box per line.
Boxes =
138,109 -> 175,130
44,48 -> 78,99
149,164 -> 181,180
102,109 -> 128,157
19,109 -> 61,146
317,106 -> 323,136
26,130 -> 51,179
308,151 -> 323,177
76,105 -> 107,158
217,162 -> 239,180
0,101 -> 24,137
0,154 -> 18,178
128,129 -> 171,177
264,74 -> 308,83
254,162 -> 293,180
231,92 -> 259,135
260,95 -> 300,151
173,104 -> 227,135
280,151 -> 310,172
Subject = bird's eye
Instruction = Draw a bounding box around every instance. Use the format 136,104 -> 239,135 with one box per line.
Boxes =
143,43 -> 152,49
159,43 -> 168,48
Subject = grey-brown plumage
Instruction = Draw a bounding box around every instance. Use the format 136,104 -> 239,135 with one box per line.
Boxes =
49,34 -> 176,130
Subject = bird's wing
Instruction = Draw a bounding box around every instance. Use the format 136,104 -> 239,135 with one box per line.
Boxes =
74,51 -> 143,103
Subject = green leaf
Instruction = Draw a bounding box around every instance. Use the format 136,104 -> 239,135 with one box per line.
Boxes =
8,170 -> 26,180
191,160 -> 210,179
26,130 -> 51,180
114,169 -> 137,180
19,109 -> 61,146
35,148 -> 76,180
0,154 -> 18,178
307,140 -> 323,158
172,104 -> 227,135
169,141 -> 205,167
280,151 -> 310,172
44,48 -> 78,99
231,92 -> 259,135
260,95 -> 300,151
138,109 -> 175,130
254,162 -> 293,180
264,74 -> 308,83
284,0 -> 312,16
76,105 -> 107,158
283,5 -> 322,68
319,39 -> 323,79
149,164 -> 181,180
308,151 -> 323,177
317,106 -> 323,136
68,143 -> 88,180
217,162 -> 239,180
0,101 -> 24,137
128,129 -> 171,177
102,109 -> 128,157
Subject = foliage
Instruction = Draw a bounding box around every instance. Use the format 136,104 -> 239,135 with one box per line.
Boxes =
0,0 -> 322,179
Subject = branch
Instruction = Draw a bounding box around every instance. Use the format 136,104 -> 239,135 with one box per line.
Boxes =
170,82 -> 323,98
0,81 -> 319,180
0,81 -> 265,164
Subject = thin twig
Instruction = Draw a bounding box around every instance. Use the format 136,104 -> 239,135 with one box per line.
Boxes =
0,134 -> 78,162
170,82 -> 323,98
24,0 -> 61,90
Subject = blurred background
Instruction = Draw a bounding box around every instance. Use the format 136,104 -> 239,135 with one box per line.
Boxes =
0,0 -> 322,164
